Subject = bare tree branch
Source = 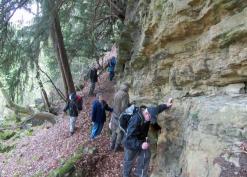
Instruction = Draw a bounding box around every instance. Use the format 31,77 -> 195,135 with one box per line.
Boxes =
38,67 -> 67,102
1,0 -> 30,25
104,0 -> 125,20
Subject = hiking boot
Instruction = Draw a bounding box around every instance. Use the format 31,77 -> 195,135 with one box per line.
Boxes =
69,131 -> 74,136
114,144 -> 123,152
109,143 -> 115,151
131,174 -> 139,177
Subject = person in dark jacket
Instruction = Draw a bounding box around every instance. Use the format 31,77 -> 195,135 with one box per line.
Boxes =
63,92 -> 80,136
91,93 -> 113,140
89,65 -> 98,96
123,98 -> 173,177
108,56 -> 116,81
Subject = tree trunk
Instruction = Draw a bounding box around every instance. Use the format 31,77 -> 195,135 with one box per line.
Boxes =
50,26 -> 69,98
50,6 -> 75,96
33,0 -> 51,112
36,63 -> 51,112
0,112 -> 57,131
21,112 -> 57,126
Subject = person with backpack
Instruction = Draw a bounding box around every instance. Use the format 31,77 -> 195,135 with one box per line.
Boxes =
109,83 -> 130,152
122,98 -> 173,177
89,65 -> 98,96
108,56 -> 116,81
63,92 -> 83,136
75,94 -> 83,111
91,93 -> 113,140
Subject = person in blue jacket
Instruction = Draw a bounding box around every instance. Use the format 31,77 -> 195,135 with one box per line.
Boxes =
123,98 -> 173,177
108,56 -> 116,81
91,93 -> 113,140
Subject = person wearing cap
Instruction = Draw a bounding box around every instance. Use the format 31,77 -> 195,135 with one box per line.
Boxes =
122,98 -> 173,177
110,82 -> 130,152
89,65 -> 98,96
63,92 -> 79,136
91,93 -> 113,140
107,56 -> 116,81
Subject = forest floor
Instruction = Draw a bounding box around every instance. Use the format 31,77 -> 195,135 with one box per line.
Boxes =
0,72 -> 124,177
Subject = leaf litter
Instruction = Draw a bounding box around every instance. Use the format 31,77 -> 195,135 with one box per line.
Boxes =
0,73 -> 124,177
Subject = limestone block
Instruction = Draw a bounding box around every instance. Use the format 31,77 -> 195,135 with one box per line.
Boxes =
119,0 -> 247,176
223,83 -> 246,95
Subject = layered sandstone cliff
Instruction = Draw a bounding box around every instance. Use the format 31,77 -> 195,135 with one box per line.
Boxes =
118,1 -> 247,177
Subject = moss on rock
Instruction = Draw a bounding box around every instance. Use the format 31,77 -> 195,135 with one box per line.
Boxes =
0,143 -> 15,153
0,130 -> 16,140
48,147 -> 84,177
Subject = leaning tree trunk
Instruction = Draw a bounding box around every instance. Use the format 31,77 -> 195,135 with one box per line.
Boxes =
32,1 -> 51,112
0,112 -> 57,131
33,36 -> 52,112
0,80 -> 34,116
38,67 -> 66,101
50,6 -> 75,96
36,64 -> 52,112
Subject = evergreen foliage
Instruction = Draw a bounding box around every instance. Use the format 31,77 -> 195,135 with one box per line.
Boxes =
0,0 -> 125,104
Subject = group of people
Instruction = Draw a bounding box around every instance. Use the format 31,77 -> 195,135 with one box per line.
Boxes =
89,56 -> 117,96
110,83 -> 173,177
63,56 -> 174,177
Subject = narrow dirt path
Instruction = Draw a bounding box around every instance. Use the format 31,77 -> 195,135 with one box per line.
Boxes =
77,73 -> 124,177
0,73 -> 124,177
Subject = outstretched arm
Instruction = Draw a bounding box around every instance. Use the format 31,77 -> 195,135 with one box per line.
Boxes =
157,98 -> 173,113
105,102 -> 113,112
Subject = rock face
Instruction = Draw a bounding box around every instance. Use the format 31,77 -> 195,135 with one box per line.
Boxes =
118,0 -> 247,177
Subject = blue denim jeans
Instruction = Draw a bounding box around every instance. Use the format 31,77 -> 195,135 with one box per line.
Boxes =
109,71 -> 115,81
91,122 -> 104,139
123,147 -> 151,177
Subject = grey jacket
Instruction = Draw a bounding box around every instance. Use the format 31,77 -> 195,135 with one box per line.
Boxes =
112,84 -> 129,117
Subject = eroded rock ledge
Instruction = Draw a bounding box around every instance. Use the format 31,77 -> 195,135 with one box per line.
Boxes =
118,1 -> 247,177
